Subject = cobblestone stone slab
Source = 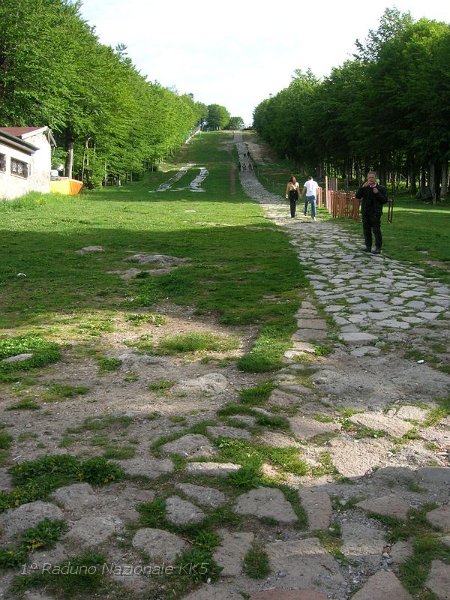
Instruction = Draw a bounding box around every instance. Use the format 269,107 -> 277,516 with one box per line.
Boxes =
234,487 -> 297,523
351,571 -> 413,599
425,560 -> 450,600
265,538 -> 346,596
212,529 -> 254,576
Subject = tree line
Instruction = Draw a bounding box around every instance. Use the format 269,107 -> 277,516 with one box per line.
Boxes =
0,0 -> 240,187
253,9 -> 450,199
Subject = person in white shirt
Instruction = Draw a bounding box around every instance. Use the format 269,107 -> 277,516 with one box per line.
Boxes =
303,176 -> 319,221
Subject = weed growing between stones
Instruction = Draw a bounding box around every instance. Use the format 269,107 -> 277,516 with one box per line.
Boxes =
369,504 -> 450,596
217,403 -> 289,429
0,424 -> 13,466
0,518 -> 68,571
0,455 -> 124,511
243,542 -> 270,578
239,380 -> 275,405
11,551 -> 108,598
316,522 -> 350,563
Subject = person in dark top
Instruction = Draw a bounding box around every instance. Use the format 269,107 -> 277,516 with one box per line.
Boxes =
285,176 -> 300,219
355,171 -> 388,254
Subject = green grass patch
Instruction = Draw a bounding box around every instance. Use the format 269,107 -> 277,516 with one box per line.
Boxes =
400,535 -> 450,595
96,356 -> 122,372
157,332 -> 239,355
41,383 -> 89,402
148,379 -> 176,393
243,543 -> 270,578
0,455 -> 124,512
20,518 -> 68,553
68,415 -> 133,433
0,336 -> 60,381
6,398 -> 40,410
102,446 -> 136,460
217,403 -> 289,429
125,312 -> 166,326
216,438 -> 308,481
316,523 -> 350,563
0,133 -> 304,383
0,425 -> 13,466
239,380 -> 275,405
422,396 -> 450,427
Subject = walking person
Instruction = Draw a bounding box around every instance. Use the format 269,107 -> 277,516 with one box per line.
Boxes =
355,171 -> 388,254
285,176 -> 300,219
302,176 -> 319,221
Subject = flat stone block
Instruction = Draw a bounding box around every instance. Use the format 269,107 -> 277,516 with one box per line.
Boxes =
426,505 -> 450,533
185,462 -> 240,477
290,416 -> 340,441
340,332 -> 377,344
250,591 -> 328,600
298,489 -> 332,530
234,487 -> 297,523
352,571 -> 413,599
212,529 -> 254,576
425,560 -> 450,600
356,494 -> 410,520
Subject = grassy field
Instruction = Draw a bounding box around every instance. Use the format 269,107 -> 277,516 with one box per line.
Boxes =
0,131 -> 305,372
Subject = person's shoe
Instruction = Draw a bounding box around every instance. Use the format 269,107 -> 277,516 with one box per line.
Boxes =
372,248 -> 382,254
362,246 -> 371,252
312,217 -> 317,221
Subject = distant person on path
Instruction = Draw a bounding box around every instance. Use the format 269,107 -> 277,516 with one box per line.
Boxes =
303,176 -> 319,221
285,176 -> 300,218
355,170 -> 388,254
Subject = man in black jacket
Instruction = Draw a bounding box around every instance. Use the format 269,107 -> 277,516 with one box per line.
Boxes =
355,171 -> 388,254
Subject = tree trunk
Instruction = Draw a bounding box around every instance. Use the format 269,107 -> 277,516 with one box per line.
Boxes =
65,130 -> 74,180
441,160 -> 448,198
430,161 -> 436,204
408,154 -> 417,195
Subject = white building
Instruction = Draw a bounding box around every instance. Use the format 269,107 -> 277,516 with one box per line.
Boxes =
0,126 -> 56,200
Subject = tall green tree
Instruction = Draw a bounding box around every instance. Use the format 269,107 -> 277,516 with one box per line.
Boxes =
207,104 -> 231,130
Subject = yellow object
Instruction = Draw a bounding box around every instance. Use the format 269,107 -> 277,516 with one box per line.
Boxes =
50,178 -> 83,195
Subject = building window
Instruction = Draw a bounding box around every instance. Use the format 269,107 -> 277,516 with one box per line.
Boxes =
11,158 -> 29,178
0,153 -> 6,173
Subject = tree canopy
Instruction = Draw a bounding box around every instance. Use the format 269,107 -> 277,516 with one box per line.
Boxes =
253,9 -> 450,197
0,0 -> 229,186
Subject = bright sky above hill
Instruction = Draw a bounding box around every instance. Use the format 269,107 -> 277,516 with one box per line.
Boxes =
79,0 -> 449,126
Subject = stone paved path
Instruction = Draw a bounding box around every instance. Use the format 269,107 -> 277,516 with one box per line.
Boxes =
0,135 -> 449,600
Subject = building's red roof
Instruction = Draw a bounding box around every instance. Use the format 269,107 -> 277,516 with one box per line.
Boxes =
0,126 -> 47,139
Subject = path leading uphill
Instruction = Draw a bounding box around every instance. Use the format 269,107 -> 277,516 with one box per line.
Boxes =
0,134 -> 448,600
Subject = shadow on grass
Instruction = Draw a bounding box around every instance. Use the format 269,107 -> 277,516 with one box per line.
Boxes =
0,222 -> 306,332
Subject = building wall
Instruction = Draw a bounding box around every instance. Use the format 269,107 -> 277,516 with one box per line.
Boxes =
26,131 -> 52,194
0,132 -> 51,200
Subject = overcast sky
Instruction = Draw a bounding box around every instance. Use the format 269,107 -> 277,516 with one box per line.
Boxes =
78,0 -> 449,126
